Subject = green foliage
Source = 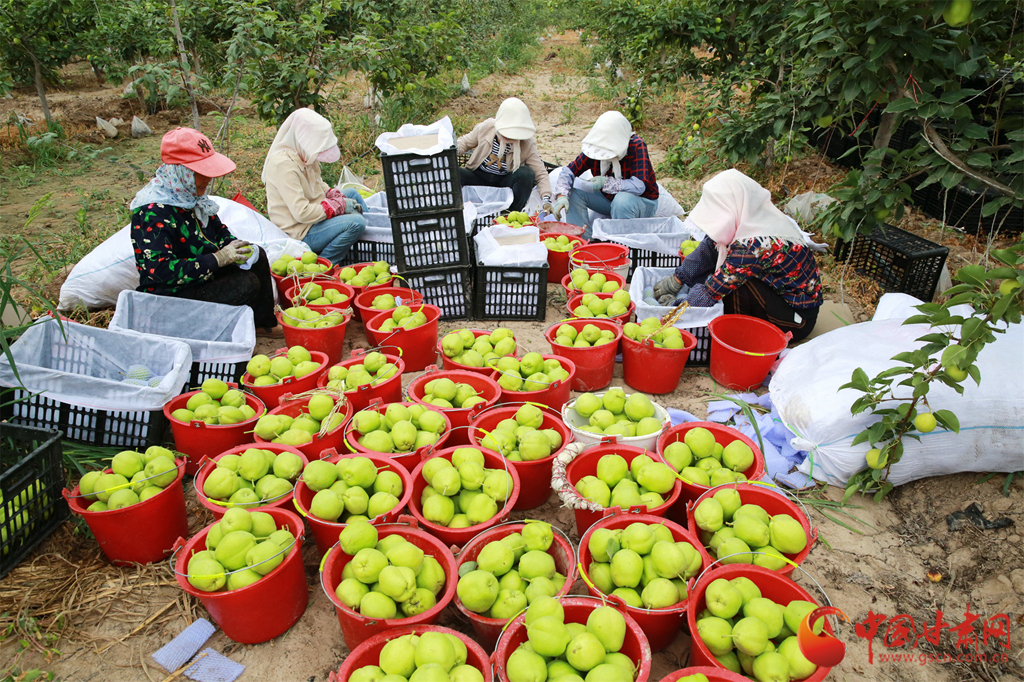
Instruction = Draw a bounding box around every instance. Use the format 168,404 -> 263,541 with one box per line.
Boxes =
840,236 -> 1024,501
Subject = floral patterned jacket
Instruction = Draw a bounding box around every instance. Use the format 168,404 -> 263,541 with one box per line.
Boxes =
131,203 -> 234,294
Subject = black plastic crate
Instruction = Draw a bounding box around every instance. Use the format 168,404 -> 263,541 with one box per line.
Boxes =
382,147 -> 463,216
400,266 -> 472,320
391,210 -> 470,271
625,247 -> 680,281
1,424 -> 68,578
187,361 -> 247,391
1,391 -> 168,449
836,223 -> 949,301
683,325 -> 712,368
927,184 -> 1023,236
337,239 -> 397,267
472,263 -> 549,321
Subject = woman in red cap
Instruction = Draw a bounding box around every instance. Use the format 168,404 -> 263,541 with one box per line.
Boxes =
130,127 -> 280,336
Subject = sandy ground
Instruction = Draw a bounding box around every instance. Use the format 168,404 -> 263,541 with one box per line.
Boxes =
1,32 -> 1023,682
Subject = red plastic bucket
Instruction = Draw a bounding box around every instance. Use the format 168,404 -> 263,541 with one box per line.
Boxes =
544,233 -> 589,283
339,262 -> 396,306
293,451 -> 413,556
567,292 -> 635,325
453,521 -> 577,650
254,393 -> 353,460
344,400 -> 453,474
270,256 -> 336,294
544,318 -> 622,392
407,368 -> 502,446
659,668 -> 749,682
621,332 -> 697,394
492,596 -> 652,682
708,315 -> 791,391
276,310 -> 351,366
364,304 -> 441,372
330,625 -> 493,682
683,483 -> 817,576
408,447 -> 520,547
317,349 -> 406,412
164,385 -> 267,475
467,403 -> 572,510
352,286 -> 423,324
64,459 -> 189,566
561,269 -> 627,299
570,243 -> 630,271
192,443 -> 309,518
320,515 -> 458,650
564,443 -> 682,537
437,329 -> 519,376
172,507 -> 307,644
281,281 -> 356,314
240,348 -> 330,409
579,513 -> 711,652
657,422 -> 766,503
687,564 -> 834,681
487,354 -> 576,411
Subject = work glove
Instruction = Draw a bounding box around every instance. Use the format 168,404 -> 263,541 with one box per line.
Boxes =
322,195 -> 346,219
345,200 -> 363,214
327,188 -> 363,214
658,293 -> 678,306
325,188 -> 345,201
653,275 -> 682,299
214,240 -> 253,267
553,195 -> 570,220
592,175 -> 607,191
542,202 -> 555,216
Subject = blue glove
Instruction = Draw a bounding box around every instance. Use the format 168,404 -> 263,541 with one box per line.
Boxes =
592,175 -> 607,191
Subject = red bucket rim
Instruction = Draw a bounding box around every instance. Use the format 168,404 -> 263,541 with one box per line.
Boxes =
567,292 -> 635,324
316,351 -> 407,395
655,421 -> 766,492
281,281 -> 356,310
253,393 -> 354,449
484,354 -> 577,401
564,444 -> 682,521
569,242 -> 630,267
291,451 -> 414,529
192,443 -> 310,517
239,349 -> 330,391
365,303 -> 442,333
708,314 -> 789,357
332,624 -> 493,682
544,317 -> 624,347
65,458 -> 187,515
466,402 -> 573,468
163,385 -> 267,429
343,400 -> 453,459
435,329 -> 519,373
621,331 -> 697,354
352,286 -> 424,317
407,369 -> 503,412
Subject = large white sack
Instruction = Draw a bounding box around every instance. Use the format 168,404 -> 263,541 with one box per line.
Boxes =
770,293 -> 1024,487
58,196 -> 306,311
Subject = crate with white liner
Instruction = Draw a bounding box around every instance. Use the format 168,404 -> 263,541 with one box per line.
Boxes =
560,388 -> 671,451
629,266 -> 723,368
0,318 -> 192,448
471,223 -> 549,321
590,216 -> 701,280
108,291 -> 255,389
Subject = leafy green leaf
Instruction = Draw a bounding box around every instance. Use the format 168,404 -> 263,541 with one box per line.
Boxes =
934,409 -> 960,434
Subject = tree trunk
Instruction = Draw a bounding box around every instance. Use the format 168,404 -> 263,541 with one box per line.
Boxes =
170,0 -> 201,131
30,53 -> 53,127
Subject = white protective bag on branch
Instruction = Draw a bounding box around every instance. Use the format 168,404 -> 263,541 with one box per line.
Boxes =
770,293 -> 1024,487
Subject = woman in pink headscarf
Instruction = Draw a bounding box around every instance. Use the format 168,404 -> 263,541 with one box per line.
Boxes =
654,170 -> 824,341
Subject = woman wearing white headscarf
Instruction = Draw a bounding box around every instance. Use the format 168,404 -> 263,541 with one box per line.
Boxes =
654,169 -> 824,341
262,108 -> 367,265
552,111 -> 659,239
457,98 -> 551,213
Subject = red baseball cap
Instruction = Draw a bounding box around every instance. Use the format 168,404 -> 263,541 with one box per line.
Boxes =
160,127 -> 236,177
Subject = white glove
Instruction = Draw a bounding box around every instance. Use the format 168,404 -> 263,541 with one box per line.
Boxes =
553,195 -> 570,220
214,240 -> 252,267
592,176 -> 607,191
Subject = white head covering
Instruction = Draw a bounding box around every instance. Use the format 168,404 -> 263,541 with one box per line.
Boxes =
690,169 -> 815,269
581,111 -> 633,179
261,108 -> 339,184
495,98 -> 536,140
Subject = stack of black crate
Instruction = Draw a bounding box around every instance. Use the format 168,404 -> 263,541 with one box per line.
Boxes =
382,146 -> 473,320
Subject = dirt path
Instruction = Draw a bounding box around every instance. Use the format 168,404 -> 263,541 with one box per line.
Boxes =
1,34 -> 1022,682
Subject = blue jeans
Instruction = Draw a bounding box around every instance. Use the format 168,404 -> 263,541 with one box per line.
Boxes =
565,187 -> 658,240
302,188 -> 367,265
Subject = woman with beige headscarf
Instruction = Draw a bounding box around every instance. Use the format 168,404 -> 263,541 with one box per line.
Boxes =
262,108 -> 367,265
457,97 -> 552,213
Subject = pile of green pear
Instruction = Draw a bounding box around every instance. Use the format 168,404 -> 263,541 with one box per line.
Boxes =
281,306 -> 346,329
350,403 -> 447,454
441,327 -> 516,369
477,404 -> 563,463
349,630 -> 482,682
323,352 -> 400,392
679,239 -> 700,256
201,447 -> 304,507
419,377 -> 488,410
370,305 -> 429,333
338,261 -> 393,287
418,448 -> 514,529
586,520 -> 701,609
566,268 -> 622,294
661,426 -> 754,487
494,211 -> 532,228
575,452 -> 676,513
571,291 -> 632,319
569,389 -> 662,438
291,281 -> 349,307
1,480 -> 51,547
491,353 -> 569,392
253,394 -> 346,447
301,456 -> 403,523
186,508 -> 297,592
245,346 -> 323,387
169,379 -> 261,425
334,520 -> 446,619
369,292 -> 416,312
505,599 -> 632,682
456,522 -> 567,618
697,577 -> 822,680
271,251 -> 329,276
694,489 -> 808,569
551,323 -> 616,348
544,235 -> 583,253
78,446 -> 178,512
623,317 -> 689,349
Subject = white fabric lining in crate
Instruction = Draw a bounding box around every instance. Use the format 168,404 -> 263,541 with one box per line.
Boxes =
0,318 -> 192,412
108,291 -> 255,364
629,266 -> 723,328
365,192 -> 489,236
591,216 -> 705,256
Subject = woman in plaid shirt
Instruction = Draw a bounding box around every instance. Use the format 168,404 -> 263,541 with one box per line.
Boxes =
654,170 -> 824,341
